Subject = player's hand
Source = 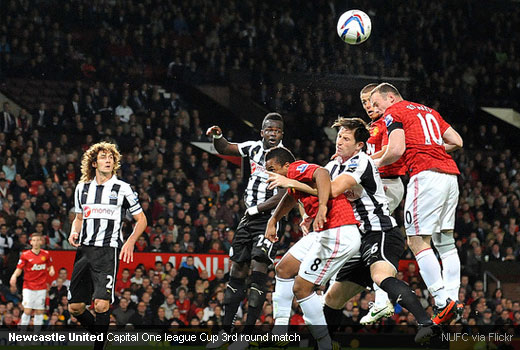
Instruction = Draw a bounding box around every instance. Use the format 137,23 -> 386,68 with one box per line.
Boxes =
313,204 -> 327,231
120,240 -> 135,263
265,222 -> 278,243
48,268 -> 55,277
300,215 -> 313,236
68,232 -> 80,247
206,125 -> 223,138
374,158 -> 381,168
267,171 -> 292,190
330,153 -> 339,160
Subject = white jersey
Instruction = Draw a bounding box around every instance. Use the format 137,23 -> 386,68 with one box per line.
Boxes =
74,175 -> 142,248
237,140 -> 282,208
326,151 -> 397,234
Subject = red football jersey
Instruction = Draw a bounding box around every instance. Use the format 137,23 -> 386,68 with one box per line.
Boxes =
287,160 -> 358,230
384,101 -> 460,177
367,117 -> 406,177
17,249 -> 52,290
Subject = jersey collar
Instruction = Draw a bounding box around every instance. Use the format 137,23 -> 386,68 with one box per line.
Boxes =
92,175 -> 117,186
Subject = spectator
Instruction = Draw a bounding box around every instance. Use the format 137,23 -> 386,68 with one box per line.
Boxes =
112,298 -> 135,326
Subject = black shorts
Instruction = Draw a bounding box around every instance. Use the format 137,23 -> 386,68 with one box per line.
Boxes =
68,245 -> 120,304
230,213 -> 279,265
335,227 -> 405,287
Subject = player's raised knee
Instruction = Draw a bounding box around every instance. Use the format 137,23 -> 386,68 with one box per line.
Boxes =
68,302 -> 86,316
94,299 -> 110,313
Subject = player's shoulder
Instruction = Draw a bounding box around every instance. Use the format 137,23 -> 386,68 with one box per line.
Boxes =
289,160 -> 318,175
40,249 -> 50,255
344,152 -> 365,171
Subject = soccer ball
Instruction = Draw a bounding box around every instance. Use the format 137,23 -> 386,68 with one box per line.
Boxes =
336,10 -> 372,45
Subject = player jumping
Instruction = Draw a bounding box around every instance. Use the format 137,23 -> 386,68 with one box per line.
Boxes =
370,83 -> 464,324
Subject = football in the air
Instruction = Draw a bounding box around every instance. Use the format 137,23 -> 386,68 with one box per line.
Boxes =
336,10 -> 372,45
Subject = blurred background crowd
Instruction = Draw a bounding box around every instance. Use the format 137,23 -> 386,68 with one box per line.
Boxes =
0,0 -> 519,330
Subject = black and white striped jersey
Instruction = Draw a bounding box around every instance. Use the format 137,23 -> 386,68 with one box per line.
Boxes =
74,176 -> 142,248
237,140 -> 282,208
326,151 -> 397,234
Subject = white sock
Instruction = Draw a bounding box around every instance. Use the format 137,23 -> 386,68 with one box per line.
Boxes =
33,313 -> 44,332
415,248 -> 448,308
297,293 -> 332,350
273,277 -> 294,334
440,249 -> 460,301
21,312 -> 31,325
373,283 -> 390,308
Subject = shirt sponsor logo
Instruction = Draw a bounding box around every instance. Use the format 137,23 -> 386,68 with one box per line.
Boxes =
109,191 -> 118,200
31,263 -> 46,271
83,205 -> 118,219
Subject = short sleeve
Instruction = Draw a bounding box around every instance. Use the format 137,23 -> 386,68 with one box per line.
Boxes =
17,254 -> 26,270
123,183 -> 143,215
436,112 -> 451,134
74,184 -> 82,214
237,141 -> 258,158
288,161 -> 319,182
384,109 -> 404,134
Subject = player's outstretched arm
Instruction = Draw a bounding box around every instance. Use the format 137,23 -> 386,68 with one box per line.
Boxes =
443,127 -> 463,153
267,171 -> 317,195
120,212 -> 147,263
10,268 -> 22,287
254,189 -> 285,214
265,192 -> 297,242
68,213 -> 83,248
205,125 -> 241,156
312,168 -> 330,231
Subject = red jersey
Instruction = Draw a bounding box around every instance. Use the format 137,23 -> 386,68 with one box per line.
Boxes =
384,100 -> 460,177
287,160 -> 358,230
367,117 -> 406,177
17,249 -> 52,290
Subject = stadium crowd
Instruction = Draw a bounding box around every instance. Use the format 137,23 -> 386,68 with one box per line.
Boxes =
0,0 -> 519,332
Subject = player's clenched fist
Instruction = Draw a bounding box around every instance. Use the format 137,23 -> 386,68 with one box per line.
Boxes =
68,232 -> 80,247
206,125 -> 223,138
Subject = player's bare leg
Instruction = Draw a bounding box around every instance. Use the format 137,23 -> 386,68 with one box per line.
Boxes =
323,281 -> 365,337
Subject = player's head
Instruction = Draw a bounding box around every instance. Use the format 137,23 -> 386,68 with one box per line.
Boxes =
261,113 -> 284,149
360,83 -> 381,121
265,147 -> 295,176
80,142 -> 121,182
369,83 -> 403,115
30,233 -> 43,248
332,117 -> 370,160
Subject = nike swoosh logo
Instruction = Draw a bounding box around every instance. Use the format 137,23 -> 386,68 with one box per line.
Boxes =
303,271 -> 313,275
371,307 -> 389,317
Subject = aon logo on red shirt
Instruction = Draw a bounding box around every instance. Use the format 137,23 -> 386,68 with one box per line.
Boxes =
31,264 -> 46,271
